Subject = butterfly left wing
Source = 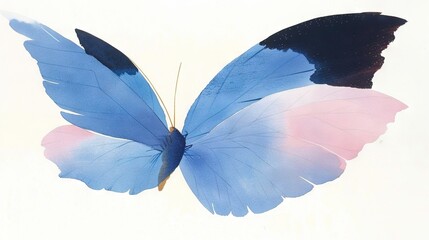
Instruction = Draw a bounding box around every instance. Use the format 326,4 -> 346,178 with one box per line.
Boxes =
3,13 -> 176,191
180,85 -> 406,216
42,125 -> 163,194
4,13 -> 168,149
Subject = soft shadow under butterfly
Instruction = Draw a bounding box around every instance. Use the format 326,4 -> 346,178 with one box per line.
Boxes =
3,12 -> 406,216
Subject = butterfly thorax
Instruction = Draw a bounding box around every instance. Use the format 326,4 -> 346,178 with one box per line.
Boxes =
158,127 -> 186,190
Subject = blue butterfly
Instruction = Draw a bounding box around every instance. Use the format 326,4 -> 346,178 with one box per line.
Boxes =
3,12 -> 406,216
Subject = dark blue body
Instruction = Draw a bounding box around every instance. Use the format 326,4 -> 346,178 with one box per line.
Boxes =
159,128 -> 186,184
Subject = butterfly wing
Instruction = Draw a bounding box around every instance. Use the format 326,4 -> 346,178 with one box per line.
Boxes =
183,13 -> 406,142
181,85 -> 407,216
4,13 -> 173,192
5,13 -> 168,149
42,125 -> 162,194
181,13 -> 406,216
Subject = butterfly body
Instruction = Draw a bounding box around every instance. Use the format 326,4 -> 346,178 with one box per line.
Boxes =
158,128 -> 186,190
3,12 -> 407,216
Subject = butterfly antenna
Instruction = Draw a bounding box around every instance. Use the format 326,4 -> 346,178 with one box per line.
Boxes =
130,59 -> 174,127
174,62 -> 182,128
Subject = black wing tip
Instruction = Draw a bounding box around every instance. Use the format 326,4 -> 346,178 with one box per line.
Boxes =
74,28 -> 86,39
260,12 -> 406,48
74,28 -> 138,76
259,12 -> 406,89
75,28 -> 90,40
371,12 -> 407,25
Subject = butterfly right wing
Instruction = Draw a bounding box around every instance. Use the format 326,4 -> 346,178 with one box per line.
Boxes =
180,13 -> 406,216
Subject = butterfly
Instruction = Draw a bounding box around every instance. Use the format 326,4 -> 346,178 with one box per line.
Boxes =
3,12 -> 406,216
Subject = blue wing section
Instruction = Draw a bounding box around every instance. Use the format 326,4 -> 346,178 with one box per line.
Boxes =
42,125 -> 163,194
6,15 -> 168,149
74,29 -> 167,123
183,46 -> 315,142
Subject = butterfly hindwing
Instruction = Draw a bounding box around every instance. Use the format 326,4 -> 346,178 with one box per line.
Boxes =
43,125 -> 163,194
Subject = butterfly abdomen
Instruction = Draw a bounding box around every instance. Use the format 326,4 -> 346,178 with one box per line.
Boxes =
158,128 -> 186,190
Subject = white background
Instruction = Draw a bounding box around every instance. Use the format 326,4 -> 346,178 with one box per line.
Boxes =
0,0 -> 427,239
